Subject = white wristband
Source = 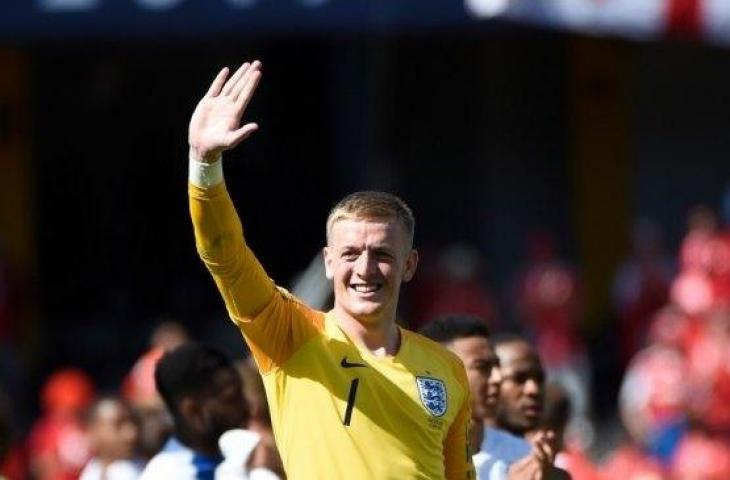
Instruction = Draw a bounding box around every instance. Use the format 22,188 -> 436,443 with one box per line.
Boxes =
189,154 -> 223,188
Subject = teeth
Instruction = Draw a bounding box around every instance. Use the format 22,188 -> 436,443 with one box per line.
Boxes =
352,284 -> 379,293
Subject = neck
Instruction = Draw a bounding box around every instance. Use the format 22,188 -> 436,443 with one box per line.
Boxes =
177,431 -> 221,458
333,306 -> 401,356
95,455 -> 116,467
496,422 -> 528,438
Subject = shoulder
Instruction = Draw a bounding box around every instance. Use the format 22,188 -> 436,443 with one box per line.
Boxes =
79,459 -> 100,480
106,460 -> 144,480
139,449 -> 195,480
483,427 -> 532,463
272,286 -> 325,326
403,329 -> 467,377
219,428 -> 260,464
473,453 -> 509,480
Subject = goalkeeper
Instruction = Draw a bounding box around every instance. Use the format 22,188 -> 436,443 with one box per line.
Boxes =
188,60 -> 475,479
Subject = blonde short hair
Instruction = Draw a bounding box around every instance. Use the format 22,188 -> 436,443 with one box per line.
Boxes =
326,191 -> 415,247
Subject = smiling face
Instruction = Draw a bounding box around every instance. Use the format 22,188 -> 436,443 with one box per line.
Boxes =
324,217 -> 418,327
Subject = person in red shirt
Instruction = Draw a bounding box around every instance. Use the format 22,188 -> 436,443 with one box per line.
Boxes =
671,430 -> 730,480
28,369 -> 95,480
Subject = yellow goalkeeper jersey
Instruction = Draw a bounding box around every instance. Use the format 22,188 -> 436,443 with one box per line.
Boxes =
190,182 -> 475,480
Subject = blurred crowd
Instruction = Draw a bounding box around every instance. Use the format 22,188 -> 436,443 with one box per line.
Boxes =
0,321 -> 283,480
3,199 -> 730,479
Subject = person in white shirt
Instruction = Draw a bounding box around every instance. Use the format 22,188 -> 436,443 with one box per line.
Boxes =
420,316 -> 568,480
80,397 -> 143,480
138,343 -> 279,480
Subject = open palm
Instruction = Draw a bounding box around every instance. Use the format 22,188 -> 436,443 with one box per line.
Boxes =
189,61 -> 262,163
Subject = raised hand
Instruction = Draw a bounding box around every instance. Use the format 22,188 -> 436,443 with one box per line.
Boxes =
508,454 -> 543,480
530,430 -> 557,466
189,61 -> 262,163
508,431 -> 558,480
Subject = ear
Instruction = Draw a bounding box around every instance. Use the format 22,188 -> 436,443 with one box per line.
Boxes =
323,246 -> 334,280
402,249 -> 419,283
179,397 -> 202,430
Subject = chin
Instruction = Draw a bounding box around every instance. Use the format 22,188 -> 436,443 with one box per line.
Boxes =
348,298 -> 385,314
346,306 -> 387,324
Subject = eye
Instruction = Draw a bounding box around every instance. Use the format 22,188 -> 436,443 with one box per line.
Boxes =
373,249 -> 394,260
341,251 -> 359,261
472,360 -> 494,374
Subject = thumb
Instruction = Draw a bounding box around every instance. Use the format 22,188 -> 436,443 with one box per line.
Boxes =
227,122 -> 259,148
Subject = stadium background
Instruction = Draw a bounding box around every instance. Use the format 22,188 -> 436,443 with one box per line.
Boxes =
2,0 -> 730,473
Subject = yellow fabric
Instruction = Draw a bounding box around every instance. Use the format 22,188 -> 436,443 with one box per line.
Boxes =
190,182 -> 475,480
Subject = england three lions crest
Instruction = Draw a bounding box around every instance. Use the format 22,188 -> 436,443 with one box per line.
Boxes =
416,376 -> 448,417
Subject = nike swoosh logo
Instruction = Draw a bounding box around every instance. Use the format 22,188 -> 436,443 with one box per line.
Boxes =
340,357 -> 367,368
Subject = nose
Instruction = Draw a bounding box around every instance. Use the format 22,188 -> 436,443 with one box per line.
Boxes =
489,366 -> 502,385
123,422 -> 139,443
524,378 -> 541,396
354,250 -> 377,277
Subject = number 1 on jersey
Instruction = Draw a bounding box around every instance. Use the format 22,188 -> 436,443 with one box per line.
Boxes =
343,378 -> 359,426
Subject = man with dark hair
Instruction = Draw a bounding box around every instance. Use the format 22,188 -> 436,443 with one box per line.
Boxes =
139,343 -> 277,480
493,336 -> 547,438
419,316 -> 499,431
188,61 -> 473,478
421,316 -> 569,480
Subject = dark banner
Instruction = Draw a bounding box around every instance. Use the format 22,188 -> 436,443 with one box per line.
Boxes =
1,0 -> 477,41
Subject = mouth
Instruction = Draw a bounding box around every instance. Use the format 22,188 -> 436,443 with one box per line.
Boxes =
522,404 -> 543,418
349,283 -> 383,294
485,388 -> 500,403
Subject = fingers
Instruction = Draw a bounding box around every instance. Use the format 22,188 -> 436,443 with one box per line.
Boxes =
539,443 -> 554,464
205,60 -> 261,106
530,447 -> 547,467
234,66 -> 262,114
226,122 -> 259,148
532,439 -> 555,468
205,67 -> 229,98
221,62 -> 251,96
529,430 -> 557,465
508,456 -> 541,480
233,60 -> 261,104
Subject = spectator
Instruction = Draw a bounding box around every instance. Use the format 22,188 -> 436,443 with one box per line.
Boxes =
122,321 -> 188,460
601,345 -> 687,478
80,397 -> 142,480
139,343 -> 278,480
28,368 -> 95,480
612,219 -> 673,366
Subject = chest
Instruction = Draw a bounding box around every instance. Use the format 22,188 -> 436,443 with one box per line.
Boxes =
269,334 -> 462,438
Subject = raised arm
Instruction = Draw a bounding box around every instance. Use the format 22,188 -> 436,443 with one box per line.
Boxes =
188,62 -> 274,320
